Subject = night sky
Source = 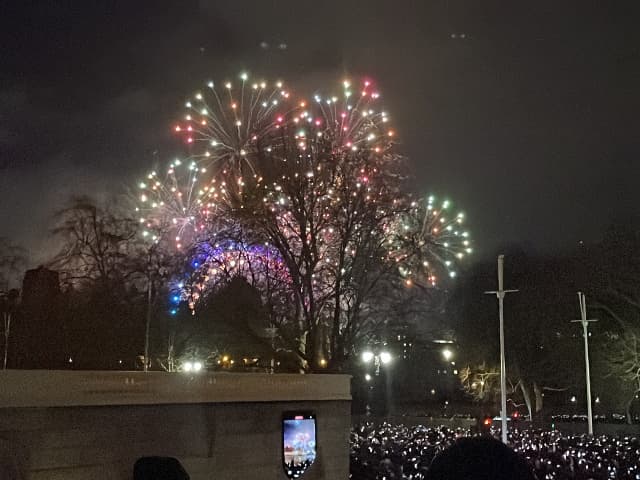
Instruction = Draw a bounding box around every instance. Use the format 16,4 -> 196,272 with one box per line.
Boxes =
1,1 -> 638,263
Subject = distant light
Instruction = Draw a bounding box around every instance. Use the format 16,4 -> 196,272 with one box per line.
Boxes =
379,351 -> 392,364
365,374 -> 372,382
442,348 -> 453,361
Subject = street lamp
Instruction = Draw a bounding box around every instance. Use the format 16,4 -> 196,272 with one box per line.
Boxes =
183,360 -> 203,373
362,351 -> 374,363
265,326 -> 278,373
362,350 -> 392,375
361,349 -> 392,416
379,351 -> 392,365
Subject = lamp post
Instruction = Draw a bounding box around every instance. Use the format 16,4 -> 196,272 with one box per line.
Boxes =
485,255 -> 518,444
571,292 -> 597,435
362,350 -> 392,375
143,270 -> 152,372
362,349 -> 392,415
265,326 -> 278,373
442,348 -> 453,362
143,243 -> 160,373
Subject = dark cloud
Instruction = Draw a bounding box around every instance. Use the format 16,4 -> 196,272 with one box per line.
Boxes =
1,0 -> 639,263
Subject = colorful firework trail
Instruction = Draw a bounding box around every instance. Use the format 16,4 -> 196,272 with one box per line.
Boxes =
136,73 -> 471,312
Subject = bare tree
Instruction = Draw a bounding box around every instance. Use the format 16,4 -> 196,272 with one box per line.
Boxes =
225,124 -> 409,371
605,328 -> 640,423
48,196 -> 153,369
0,289 -> 20,369
598,285 -> 640,423
460,363 -> 501,402
324,150 -> 407,367
0,238 -> 26,369
0,237 -> 26,291
50,196 -> 140,286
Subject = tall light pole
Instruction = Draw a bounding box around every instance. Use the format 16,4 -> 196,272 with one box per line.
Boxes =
143,241 -> 164,373
143,247 -> 154,372
1,289 -> 19,370
485,255 -> 518,444
571,292 -> 597,435
362,349 -> 392,415
265,326 -> 278,373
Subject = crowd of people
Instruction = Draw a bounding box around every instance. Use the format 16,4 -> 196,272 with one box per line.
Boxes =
350,422 -> 640,479
284,458 -> 314,479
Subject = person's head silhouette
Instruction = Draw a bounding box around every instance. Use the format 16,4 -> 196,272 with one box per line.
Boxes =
426,437 -> 535,480
133,457 -> 189,480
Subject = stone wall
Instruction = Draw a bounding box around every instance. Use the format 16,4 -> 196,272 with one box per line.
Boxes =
0,371 -> 351,480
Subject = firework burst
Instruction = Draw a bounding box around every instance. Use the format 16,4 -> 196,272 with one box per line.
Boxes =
174,73 -> 296,181
263,78 -> 394,160
174,75 -> 395,181
138,74 -> 471,321
395,195 -> 472,287
308,78 -> 393,152
135,159 -> 229,249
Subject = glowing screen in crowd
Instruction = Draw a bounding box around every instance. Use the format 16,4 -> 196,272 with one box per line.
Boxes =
282,412 -> 317,479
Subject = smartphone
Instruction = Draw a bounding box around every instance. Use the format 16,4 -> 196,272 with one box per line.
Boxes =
282,412 -> 317,479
